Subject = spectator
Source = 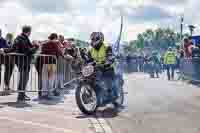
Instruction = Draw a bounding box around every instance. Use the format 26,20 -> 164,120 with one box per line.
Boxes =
137,55 -> 144,72
62,44 -> 76,82
179,49 -> 185,79
39,33 -> 61,99
3,33 -> 15,94
0,29 -> 8,48
0,31 -> 16,95
0,29 -> 10,95
71,46 -> 83,74
164,47 -> 177,80
6,33 -> 14,47
13,25 -> 39,102
58,35 -> 65,45
80,48 -> 90,63
149,51 -> 160,78
39,33 -> 72,99
184,38 -> 193,57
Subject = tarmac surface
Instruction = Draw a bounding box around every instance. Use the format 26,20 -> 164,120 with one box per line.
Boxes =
104,73 -> 200,133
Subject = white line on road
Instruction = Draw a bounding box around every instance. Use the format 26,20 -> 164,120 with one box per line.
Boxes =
97,118 -> 113,133
89,113 -> 113,133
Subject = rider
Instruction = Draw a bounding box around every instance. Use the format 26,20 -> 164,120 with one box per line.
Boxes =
88,32 -> 119,105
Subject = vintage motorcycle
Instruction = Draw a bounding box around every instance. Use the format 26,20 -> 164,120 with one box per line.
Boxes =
74,61 -> 124,115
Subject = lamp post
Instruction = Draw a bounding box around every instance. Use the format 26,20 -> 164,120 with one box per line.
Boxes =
180,16 -> 184,41
188,25 -> 196,36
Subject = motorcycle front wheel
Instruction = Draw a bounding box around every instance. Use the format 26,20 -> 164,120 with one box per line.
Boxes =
76,83 -> 98,115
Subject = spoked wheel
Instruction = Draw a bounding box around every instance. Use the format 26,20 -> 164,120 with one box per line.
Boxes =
75,83 -> 98,115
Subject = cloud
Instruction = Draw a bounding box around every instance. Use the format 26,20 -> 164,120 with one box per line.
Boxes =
0,0 -> 198,42
153,0 -> 188,6
124,5 -> 173,22
19,0 -> 69,13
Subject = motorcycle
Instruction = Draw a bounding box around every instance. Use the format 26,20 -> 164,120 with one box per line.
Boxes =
74,62 -> 124,115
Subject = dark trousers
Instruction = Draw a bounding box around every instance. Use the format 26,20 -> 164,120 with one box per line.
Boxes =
15,56 -> 32,99
0,55 -> 15,89
16,65 -> 30,98
166,64 -> 175,80
138,64 -> 144,72
35,57 -> 43,97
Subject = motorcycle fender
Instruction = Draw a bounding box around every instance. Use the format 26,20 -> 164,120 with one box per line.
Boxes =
78,79 -> 97,91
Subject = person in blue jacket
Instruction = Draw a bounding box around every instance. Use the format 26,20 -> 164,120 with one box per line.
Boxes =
0,29 -> 14,95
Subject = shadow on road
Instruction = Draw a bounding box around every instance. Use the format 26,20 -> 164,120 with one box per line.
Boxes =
188,80 -> 200,86
0,102 -> 32,108
32,86 -> 75,106
99,108 -> 119,118
76,107 -> 119,119
37,96 -> 65,105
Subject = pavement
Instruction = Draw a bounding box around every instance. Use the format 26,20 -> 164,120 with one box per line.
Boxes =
0,65 -> 114,133
2,71 -> 200,133
103,72 -> 200,133
0,88 -> 112,133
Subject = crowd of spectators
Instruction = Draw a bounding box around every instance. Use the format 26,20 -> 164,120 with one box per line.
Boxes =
0,26 -> 84,102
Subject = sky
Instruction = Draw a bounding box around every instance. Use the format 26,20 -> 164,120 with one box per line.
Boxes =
0,0 -> 199,43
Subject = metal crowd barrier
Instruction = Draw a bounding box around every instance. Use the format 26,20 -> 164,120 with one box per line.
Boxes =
0,53 -> 75,93
182,57 -> 200,82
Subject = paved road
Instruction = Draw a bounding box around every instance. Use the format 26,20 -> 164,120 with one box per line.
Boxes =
0,90 -> 102,133
1,72 -> 200,133
104,73 -> 200,133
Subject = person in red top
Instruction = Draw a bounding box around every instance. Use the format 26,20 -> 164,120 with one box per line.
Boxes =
41,33 -> 63,57
39,33 -> 63,99
184,38 -> 193,57
58,35 -> 65,46
35,33 -> 73,99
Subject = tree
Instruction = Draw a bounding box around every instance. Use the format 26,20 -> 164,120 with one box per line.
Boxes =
136,34 -> 144,49
126,27 -> 183,54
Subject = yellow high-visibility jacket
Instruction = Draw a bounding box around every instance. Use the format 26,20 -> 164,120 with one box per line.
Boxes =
164,51 -> 177,65
90,44 -> 108,65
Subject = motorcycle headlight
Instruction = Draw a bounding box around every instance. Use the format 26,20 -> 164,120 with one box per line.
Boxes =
82,65 -> 94,77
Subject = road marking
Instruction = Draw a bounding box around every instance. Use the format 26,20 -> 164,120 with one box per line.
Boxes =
0,116 -> 73,133
88,112 -> 113,133
89,117 -> 104,133
97,118 -> 113,133
89,116 -> 113,133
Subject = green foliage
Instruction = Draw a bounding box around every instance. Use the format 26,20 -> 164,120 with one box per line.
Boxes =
126,28 -> 187,54
75,39 -> 89,48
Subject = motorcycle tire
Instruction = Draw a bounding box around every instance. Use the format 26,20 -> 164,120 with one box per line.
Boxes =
75,83 -> 98,115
